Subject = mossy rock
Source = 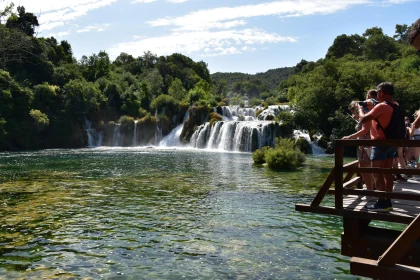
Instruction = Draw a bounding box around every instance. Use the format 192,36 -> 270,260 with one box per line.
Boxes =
295,137 -> 312,154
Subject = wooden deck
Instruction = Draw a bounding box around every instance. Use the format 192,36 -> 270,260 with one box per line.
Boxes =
296,139 -> 420,279
343,179 -> 420,220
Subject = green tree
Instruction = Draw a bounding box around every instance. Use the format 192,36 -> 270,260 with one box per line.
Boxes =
5,6 -> 39,36
393,24 -> 409,42
29,109 -> 49,131
168,78 -> 187,101
144,68 -> 164,97
62,79 -> 105,120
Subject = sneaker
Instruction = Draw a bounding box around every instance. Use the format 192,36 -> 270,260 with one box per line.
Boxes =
396,174 -> 408,182
365,199 -> 393,212
362,196 -> 377,202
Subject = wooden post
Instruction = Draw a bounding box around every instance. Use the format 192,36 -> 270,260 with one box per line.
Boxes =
378,215 -> 420,267
335,140 -> 344,209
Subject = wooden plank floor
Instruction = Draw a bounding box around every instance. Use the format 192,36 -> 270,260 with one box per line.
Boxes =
343,177 -> 420,220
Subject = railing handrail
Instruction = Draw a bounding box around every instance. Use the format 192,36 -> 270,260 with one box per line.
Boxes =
334,139 -> 420,210
336,139 -> 420,147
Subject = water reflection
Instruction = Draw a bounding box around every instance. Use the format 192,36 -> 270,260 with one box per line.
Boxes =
1,148 -> 355,279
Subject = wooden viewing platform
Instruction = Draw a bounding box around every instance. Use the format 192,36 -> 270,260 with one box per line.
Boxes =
296,139 -> 420,279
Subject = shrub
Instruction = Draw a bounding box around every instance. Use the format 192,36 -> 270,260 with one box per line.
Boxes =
138,113 -> 157,125
118,115 -> 134,131
29,109 -> 49,131
221,98 -> 230,106
265,114 -> 275,121
252,146 -> 270,164
295,137 -> 312,154
138,108 -> 148,118
265,138 -> 306,170
248,98 -> 262,107
209,112 -> 222,126
151,94 -> 177,114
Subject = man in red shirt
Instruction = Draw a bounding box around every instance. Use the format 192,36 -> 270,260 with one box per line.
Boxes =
359,82 -> 398,211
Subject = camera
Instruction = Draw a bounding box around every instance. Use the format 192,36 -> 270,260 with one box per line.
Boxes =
358,99 -> 378,112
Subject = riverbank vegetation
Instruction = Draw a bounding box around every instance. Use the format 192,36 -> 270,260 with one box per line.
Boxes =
1,3 -> 419,151
252,139 -> 306,170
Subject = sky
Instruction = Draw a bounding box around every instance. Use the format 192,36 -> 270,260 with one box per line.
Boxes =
2,0 -> 420,74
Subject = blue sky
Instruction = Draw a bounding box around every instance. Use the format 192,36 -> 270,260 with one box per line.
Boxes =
4,0 -> 420,74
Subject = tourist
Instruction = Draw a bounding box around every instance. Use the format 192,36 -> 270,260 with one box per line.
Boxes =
343,101 -> 374,191
409,19 -> 420,128
405,117 -> 414,165
359,82 -> 399,211
411,110 -> 420,169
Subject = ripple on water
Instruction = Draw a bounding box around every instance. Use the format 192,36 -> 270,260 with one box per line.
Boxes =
0,149 -> 375,279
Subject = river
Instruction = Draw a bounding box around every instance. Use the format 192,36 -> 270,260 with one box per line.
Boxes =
0,147 -> 357,279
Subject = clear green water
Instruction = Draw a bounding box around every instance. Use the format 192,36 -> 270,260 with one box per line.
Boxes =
0,147 -> 356,279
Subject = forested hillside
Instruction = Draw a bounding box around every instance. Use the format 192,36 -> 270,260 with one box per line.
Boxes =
281,25 -> 420,143
211,67 -> 294,104
1,3 -> 419,151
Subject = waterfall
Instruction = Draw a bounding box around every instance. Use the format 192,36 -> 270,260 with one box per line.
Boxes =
159,124 -> 184,147
206,121 -> 223,149
113,125 -> 121,146
189,121 -> 278,152
218,106 -> 257,121
293,130 -> 325,155
132,120 -> 138,146
84,118 -> 103,147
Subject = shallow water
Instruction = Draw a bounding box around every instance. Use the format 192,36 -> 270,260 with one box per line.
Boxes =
0,147 -> 364,279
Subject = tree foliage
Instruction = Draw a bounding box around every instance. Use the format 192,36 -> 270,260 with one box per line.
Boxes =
0,4 -> 420,151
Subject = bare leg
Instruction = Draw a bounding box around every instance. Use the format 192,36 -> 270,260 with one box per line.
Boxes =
414,147 -> 420,169
371,159 -> 386,192
359,162 -> 374,190
384,157 -> 395,193
398,147 -> 407,169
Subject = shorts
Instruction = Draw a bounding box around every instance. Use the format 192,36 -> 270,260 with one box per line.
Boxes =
371,146 -> 397,161
412,135 -> 420,140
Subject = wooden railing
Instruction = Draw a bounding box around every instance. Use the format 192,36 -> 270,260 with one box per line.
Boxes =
297,139 -> 420,278
334,139 -> 420,209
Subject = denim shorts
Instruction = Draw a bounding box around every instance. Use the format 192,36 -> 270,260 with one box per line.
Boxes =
413,135 -> 420,140
371,146 -> 398,161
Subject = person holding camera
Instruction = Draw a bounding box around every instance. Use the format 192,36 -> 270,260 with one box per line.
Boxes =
343,100 -> 374,192
359,82 -> 399,211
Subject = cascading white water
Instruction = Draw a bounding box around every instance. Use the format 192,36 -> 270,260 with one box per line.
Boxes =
113,125 -> 121,146
84,118 -> 103,147
158,111 -> 189,147
132,120 -> 138,146
190,120 -> 277,152
218,106 -> 257,121
293,129 -> 325,155
159,124 -> 184,147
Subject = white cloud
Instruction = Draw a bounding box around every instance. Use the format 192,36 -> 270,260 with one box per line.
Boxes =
382,0 -> 414,3
77,23 -> 110,33
131,0 -> 157,3
166,0 -> 189,3
147,0 -> 371,29
47,31 -> 71,38
108,28 -> 296,58
14,0 -> 117,31
174,20 -> 248,31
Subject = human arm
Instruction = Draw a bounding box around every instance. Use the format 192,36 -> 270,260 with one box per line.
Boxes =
342,122 -> 371,139
358,105 -> 376,124
413,115 -> 420,129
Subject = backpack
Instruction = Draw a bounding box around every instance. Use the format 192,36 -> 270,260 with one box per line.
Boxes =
376,101 -> 406,139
